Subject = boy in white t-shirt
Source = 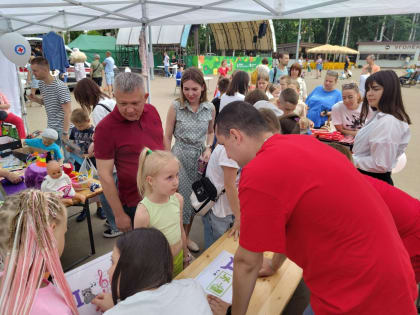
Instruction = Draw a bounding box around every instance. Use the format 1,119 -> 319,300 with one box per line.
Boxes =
202,145 -> 240,249
331,83 -> 373,137
359,66 -> 371,98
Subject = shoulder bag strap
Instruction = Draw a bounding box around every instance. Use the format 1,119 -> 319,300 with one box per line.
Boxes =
97,103 -> 111,112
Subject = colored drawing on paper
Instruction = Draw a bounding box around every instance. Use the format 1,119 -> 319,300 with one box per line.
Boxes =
206,271 -> 232,297
195,250 -> 234,303
65,252 -> 112,315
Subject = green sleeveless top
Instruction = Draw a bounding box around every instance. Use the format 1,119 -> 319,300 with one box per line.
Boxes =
141,195 -> 181,245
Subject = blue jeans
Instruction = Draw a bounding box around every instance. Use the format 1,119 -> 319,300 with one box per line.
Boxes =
303,304 -> 314,315
164,65 -> 170,77
202,210 -> 234,250
100,173 -> 119,232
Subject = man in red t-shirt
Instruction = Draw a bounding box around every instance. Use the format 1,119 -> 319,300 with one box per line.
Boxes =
95,72 -> 164,233
207,101 -> 417,315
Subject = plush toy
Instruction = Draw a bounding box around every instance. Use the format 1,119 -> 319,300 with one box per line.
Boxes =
89,182 -> 100,192
24,152 -> 48,189
69,48 -> 87,63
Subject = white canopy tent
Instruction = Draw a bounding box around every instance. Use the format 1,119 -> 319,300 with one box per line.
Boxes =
0,0 -> 419,105
1,0 -> 420,35
117,25 -> 189,46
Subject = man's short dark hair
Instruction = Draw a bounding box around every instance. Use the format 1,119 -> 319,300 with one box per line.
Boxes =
244,89 -> 269,105
216,101 -> 271,138
30,56 -> 49,67
217,77 -> 230,94
277,52 -> 289,60
280,88 -> 299,106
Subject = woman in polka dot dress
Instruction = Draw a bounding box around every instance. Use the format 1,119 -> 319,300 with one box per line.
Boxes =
164,67 -> 215,252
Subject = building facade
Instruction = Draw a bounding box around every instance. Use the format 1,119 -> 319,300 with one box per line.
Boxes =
356,41 -> 420,68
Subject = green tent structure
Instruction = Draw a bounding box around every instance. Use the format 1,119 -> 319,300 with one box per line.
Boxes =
68,34 -> 116,64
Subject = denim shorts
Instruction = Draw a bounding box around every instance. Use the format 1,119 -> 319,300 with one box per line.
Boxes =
105,71 -> 115,85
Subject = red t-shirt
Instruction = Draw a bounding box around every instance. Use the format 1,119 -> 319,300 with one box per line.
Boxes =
239,134 -> 417,314
94,104 -> 164,207
218,67 -> 229,77
364,175 -> 420,258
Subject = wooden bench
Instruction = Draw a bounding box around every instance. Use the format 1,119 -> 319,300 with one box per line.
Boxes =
176,232 -> 303,315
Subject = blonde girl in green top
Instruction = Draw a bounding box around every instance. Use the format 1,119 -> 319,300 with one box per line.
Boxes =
134,147 -> 192,277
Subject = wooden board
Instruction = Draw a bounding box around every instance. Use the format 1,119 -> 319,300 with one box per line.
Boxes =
176,232 -> 303,315
74,179 -> 103,200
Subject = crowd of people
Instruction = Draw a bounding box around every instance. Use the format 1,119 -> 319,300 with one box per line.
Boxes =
0,50 -> 418,315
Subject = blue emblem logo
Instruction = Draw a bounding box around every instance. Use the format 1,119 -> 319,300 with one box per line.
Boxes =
15,45 -> 26,55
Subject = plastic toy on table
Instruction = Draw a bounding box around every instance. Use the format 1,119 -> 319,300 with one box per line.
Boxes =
68,171 -> 93,191
24,152 -> 48,189
310,129 -> 354,146
41,160 -> 86,207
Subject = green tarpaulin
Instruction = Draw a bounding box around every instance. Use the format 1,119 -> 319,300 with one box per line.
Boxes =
68,35 -> 116,64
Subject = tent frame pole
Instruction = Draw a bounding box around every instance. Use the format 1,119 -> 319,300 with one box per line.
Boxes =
296,18 -> 302,61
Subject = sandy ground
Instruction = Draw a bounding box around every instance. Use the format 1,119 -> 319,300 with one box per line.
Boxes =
25,68 -> 419,312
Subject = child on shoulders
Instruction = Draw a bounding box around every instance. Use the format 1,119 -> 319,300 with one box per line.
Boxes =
134,148 -> 192,277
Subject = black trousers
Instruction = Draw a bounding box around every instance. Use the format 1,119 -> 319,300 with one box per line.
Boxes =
358,169 -> 394,186
92,77 -> 103,87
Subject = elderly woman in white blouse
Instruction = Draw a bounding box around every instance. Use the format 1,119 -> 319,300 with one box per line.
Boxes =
353,70 -> 411,186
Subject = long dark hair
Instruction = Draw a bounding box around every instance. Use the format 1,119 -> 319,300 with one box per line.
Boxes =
74,78 -> 109,113
111,228 -> 173,305
360,70 -> 411,124
226,70 -> 249,96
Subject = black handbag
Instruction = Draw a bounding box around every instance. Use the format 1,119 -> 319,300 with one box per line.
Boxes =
190,177 -> 225,216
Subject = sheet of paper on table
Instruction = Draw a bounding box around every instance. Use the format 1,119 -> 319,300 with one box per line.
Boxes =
65,252 -> 112,315
195,250 -> 234,303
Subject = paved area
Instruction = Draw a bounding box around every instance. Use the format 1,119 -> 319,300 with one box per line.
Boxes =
24,67 -> 419,313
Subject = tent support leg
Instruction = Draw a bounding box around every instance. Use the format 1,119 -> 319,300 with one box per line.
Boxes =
149,25 -> 154,81
16,66 -> 28,134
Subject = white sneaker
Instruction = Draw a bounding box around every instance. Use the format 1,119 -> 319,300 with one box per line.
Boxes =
103,229 -> 123,238
187,239 -> 200,252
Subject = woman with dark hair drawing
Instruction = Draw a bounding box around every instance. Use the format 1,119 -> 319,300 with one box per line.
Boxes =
353,70 -> 411,185
92,228 -> 212,314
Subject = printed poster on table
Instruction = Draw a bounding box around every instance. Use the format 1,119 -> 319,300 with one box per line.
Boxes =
195,250 -> 234,303
65,252 -> 112,315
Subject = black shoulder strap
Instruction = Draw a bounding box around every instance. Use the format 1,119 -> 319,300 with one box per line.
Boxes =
97,103 -> 111,112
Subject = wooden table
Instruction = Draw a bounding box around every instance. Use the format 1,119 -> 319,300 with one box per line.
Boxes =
176,232 -> 303,315
64,179 -> 103,271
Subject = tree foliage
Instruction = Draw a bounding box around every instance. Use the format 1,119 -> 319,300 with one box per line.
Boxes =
273,14 -> 419,48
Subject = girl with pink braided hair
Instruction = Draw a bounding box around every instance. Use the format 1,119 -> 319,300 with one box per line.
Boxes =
0,189 -> 77,315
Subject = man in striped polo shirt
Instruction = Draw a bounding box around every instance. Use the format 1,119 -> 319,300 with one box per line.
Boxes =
28,57 -> 71,146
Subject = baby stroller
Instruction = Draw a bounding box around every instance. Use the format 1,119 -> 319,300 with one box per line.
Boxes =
399,71 -> 418,87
